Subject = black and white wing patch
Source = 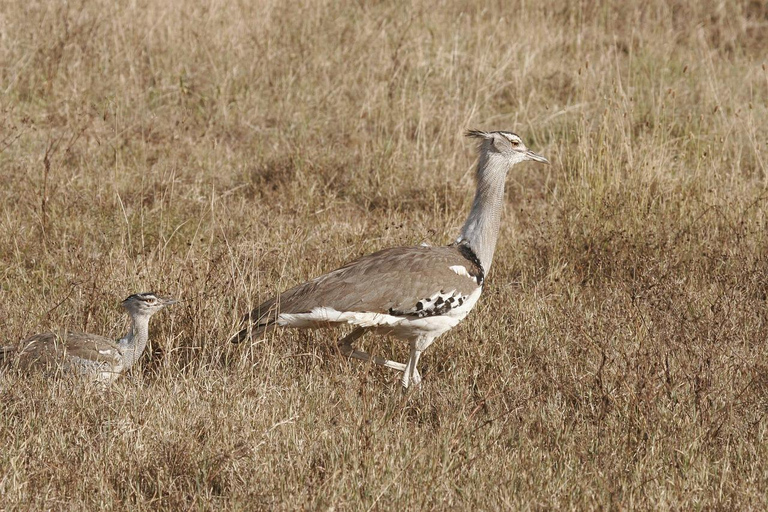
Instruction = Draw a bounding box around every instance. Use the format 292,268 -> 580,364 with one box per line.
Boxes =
389,289 -> 468,318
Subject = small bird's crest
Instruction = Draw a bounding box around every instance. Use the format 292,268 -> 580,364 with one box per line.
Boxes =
124,293 -> 158,303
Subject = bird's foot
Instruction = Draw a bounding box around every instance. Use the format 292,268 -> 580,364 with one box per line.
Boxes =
401,368 -> 421,389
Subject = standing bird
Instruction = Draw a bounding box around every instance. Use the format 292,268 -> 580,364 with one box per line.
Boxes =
1,293 -> 177,384
231,130 -> 548,388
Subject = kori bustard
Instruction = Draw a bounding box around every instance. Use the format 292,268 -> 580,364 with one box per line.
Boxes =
1,293 -> 177,384
231,130 -> 548,388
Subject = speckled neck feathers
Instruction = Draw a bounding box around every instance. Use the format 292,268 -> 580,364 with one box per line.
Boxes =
117,314 -> 151,369
456,149 -> 511,274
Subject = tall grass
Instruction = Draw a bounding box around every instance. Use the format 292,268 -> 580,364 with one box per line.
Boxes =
1,0 -> 767,508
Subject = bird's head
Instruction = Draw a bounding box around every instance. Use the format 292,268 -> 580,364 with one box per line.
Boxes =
466,130 -> 549,167
121,292 -> 178,317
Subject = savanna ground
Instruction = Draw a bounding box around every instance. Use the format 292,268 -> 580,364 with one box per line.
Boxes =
1,0 -> 767,509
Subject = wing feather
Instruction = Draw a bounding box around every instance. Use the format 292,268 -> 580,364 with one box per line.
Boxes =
233,244 -> 483,341
6,332 -> 122,371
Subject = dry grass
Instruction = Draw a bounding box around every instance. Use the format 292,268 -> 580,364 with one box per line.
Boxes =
1,0 -> 767,509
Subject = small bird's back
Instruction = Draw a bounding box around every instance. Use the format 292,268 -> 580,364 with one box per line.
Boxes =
2,331 -> 124,383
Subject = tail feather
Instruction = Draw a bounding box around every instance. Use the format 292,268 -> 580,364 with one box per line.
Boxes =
232,273 -> 329,343
230,297 -> 280,344
229,321 -> 275,344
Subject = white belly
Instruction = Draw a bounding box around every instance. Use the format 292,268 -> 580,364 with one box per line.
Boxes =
277,287 -> 483,341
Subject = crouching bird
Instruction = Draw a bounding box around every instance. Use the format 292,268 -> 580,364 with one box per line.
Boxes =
231,130 -> 548,388
1,293 -> 177,384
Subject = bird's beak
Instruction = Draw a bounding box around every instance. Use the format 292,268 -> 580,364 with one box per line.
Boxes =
526,150 -> 549,164
162,297 -> 179,305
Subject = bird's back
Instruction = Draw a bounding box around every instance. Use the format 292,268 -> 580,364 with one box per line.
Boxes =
2,331 -> 124,383
234,244 -> 484,341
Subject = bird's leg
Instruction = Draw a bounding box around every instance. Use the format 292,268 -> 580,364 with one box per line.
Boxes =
337,328 -> 407,372
401,335 -> 436,388
401,343 -> 422,389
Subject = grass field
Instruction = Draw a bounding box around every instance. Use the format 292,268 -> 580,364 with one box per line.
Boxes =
1,0 -> 767,509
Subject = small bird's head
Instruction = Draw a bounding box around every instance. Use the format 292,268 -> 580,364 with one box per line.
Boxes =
466,130 -> 549,167
121,293 -> 178,317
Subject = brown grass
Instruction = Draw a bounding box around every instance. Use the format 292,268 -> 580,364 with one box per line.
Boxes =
1,0 -> 767,509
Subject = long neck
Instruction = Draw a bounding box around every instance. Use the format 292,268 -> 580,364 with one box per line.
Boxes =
456,153 -> 509,274
118,314 -> 151,369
